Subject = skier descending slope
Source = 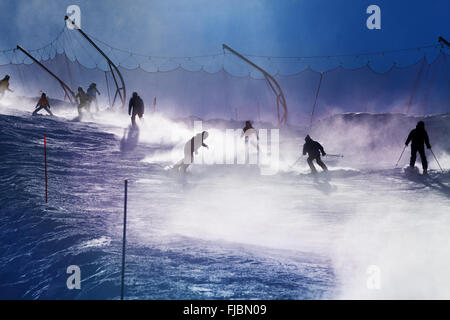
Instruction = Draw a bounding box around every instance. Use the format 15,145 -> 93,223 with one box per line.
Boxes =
74,87 -> 91,117
405,121 -> 431,175
87,83 -> 101,112
0,75 -> 13,99
303,135 -> 328,174
32,93 -> 54,116
128,92 -> 145,128
173,131 -> 209,173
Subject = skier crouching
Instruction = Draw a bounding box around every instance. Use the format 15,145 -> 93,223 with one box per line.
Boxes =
128,92 -> 145,128
32,93 -> 54,116
173,131 -> 209,173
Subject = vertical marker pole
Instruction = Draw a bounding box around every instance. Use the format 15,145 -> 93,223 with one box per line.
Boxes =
257,103 -> 261,122
121,179 -> 128,300
44,135 -> 48,203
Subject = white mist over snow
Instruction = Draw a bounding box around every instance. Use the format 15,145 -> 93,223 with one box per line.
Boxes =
2,96 -> 449,299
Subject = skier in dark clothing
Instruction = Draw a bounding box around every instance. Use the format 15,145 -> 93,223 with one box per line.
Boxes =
87,83 -> 101,112
128,92 -> 144,127
303,135 -> 328,174
405,121 -> 431,174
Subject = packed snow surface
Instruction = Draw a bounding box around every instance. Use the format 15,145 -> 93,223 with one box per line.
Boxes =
1,99 -> 449,299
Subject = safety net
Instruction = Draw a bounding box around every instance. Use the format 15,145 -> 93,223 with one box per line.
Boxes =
0,26 -> 449,126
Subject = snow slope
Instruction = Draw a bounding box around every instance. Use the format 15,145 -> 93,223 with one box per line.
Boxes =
0,102 -> 449,299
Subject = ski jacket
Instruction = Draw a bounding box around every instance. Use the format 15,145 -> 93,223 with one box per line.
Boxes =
303,139 -> 325,158
129,96 -> 144,115
87,86 -> 100,97
0,79 -> 11,91
406,127 -> 431,149
36,96 -> 50,108
74,91 -> 90,105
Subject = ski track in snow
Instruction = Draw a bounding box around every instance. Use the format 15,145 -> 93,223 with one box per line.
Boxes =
1,106 -> 449,299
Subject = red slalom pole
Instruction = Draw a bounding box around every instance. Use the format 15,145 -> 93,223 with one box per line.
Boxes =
44,135 -> 48,203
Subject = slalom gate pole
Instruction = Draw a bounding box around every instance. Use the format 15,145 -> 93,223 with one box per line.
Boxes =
430,149 -> 444,173
121,180 -> 128,300
395,145 -> 407,168
44,135 -> 48,203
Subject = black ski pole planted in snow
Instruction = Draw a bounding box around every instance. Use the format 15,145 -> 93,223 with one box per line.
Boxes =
395,145 -> 407,168
430,149 -> 444,173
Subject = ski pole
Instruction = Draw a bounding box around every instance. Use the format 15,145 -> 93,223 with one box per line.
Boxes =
325,154 -> 344,158
288,156 -> 302,169
430,148 -> 444,173
395,145 -> 407,168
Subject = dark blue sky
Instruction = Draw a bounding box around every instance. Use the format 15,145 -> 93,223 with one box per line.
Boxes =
1,0 -> 448,55
0,0 -> 448,72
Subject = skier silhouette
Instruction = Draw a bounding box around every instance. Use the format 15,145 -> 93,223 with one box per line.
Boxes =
405,121 -> 431,174
87,83 -> 101,112
241,121 -> 259,144
128,92 -> 144,127
32,93 -> 54,116
241,120 -> 259,162
74,87 -> 90,116
0,75 -> 13,99
173,131 -> 209,173
303,135 -> 328,174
